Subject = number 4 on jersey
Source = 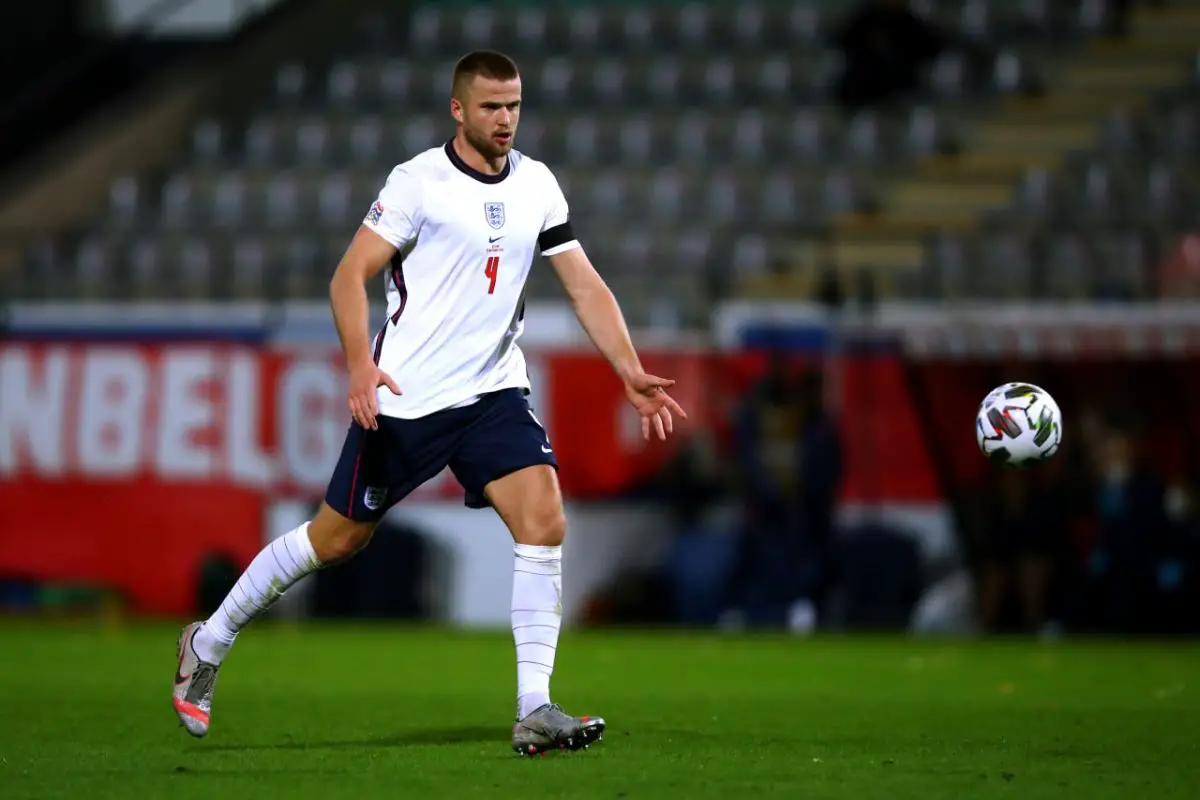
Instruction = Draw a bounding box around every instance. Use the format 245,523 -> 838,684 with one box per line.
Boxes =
484,255 -> 500,294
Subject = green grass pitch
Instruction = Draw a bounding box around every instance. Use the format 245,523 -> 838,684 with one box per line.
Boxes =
2,622 -> 1198,799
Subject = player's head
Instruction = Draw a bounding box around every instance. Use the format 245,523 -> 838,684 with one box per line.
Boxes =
451,50 -> 521,161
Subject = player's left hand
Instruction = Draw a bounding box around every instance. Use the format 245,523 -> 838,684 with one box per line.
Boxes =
623,373 -> 688,441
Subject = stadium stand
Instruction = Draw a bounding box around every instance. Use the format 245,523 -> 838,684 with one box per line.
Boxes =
4,1 -> 1199,325
809,1 -> 1200,304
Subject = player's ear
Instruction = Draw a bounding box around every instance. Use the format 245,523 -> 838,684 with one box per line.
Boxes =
450,97 -> 463,125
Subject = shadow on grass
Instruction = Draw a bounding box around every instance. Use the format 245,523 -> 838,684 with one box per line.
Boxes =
196,726 -> 498,753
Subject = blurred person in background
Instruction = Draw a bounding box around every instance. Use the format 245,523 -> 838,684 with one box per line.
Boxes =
1075,405 -> 1110,475
974,465 -> 1069,635
727,356 -> 842,630
1150,472 -> 1200,634
1047,403 -> 1105,633
656,430 -> 738,627
831,0 -> 946,112
792,369 -> 843,625
1074,425 -> 1168,634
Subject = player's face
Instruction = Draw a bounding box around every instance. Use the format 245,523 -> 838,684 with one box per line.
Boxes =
455,75 -> 522,160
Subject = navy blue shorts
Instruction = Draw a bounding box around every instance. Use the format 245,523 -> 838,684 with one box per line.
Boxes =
324,388 -> 557,521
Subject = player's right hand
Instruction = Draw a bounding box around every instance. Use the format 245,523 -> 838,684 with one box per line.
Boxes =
347,359 -> 401,431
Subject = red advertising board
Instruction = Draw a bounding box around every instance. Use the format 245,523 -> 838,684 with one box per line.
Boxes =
0,341 -> 938,614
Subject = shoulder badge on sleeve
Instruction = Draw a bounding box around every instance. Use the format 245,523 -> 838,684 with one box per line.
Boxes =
366,199 -> 385,225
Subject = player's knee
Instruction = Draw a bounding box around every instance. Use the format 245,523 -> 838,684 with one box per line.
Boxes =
519,506 -> 567,547
312,522 -> 374,563
309,505 -> 376,563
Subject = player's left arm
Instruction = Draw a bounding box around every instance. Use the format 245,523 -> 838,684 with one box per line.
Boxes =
539,164 -> 686,440
548,245 -> 687,441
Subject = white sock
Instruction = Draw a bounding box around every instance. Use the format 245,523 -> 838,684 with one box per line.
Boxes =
193,522 -> 322,664
511,543 -> 563,719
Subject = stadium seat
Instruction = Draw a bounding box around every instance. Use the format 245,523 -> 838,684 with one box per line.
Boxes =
731,234 -> 770,277
1141,162 -> 1196,226
1042,234 -> 1094,300
645,57 -> 681,105
409,7 -> 444,55
210,172 -> 248,229
178,237 -> 216,299
346,116 -> 384,165
377,60 -> 415,104
159,173 -> 197,230
1096,110 -> 1145,157
296,118 -> 331,165
821,169 -> 863,216
646,170 -> 686,223
1094,231 -> 1149,300
513,8 -> 549,51
191,119 -> 224,164
619,8 -> 658,52
906,105 -> 950,156
591,58 -> 628,107
614,115 -> 652,165
230,236 -> 268,298
326,61 -> 361,108
978,231 -> 1035,299
127,238 -> 164,298
704,172 -> 742,224
107,176 -> 141,229
759,173 -> 803,224
274,62 -> 307,105
928,51 -> 968,99
677,4 -> 712,49
243,117 -> 283,166
263,173 -> 303,229
926,232 -> 971,300
401,117 -> 439,157
461,7 -> 499,49
316,171 -> 355,227
567,8 -> 603,52
74,237 -> 117,298
280,238 -> 322,299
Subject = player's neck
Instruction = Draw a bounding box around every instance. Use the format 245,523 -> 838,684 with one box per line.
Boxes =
451,134 -> 507,177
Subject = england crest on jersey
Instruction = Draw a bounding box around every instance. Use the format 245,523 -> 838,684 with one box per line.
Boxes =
484,202 -> 505,230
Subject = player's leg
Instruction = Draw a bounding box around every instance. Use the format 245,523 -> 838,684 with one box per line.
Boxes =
486,464 -> 604,755
193,502 -> 377,659
449,389 -> 604,755
173,502 -> 377,737
173,421 -> 390,737
486,464 -> 567,713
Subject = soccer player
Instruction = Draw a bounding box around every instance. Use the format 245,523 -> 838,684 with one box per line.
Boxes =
172,50 -> 687,756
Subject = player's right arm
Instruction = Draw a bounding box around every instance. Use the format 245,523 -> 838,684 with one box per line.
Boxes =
330,226 -> 402,430
331,165 -> 422,430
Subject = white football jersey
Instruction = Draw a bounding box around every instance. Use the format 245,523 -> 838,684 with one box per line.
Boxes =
360,139 -> 580,419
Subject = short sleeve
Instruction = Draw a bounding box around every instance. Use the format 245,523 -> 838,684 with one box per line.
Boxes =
537,167 -> 580,257
363,166 -> 421,249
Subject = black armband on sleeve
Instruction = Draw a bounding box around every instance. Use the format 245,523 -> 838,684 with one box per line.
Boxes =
538,221 -> 576,253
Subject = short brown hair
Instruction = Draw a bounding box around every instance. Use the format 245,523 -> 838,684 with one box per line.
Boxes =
451,50 -> 520,99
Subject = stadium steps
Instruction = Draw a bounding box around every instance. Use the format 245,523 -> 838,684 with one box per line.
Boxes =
0,0 -> 373,279
788,2 -> 1200,301
736,234 -> 928,302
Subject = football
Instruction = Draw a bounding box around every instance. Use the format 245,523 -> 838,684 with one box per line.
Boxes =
975,382 -> 1063,466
